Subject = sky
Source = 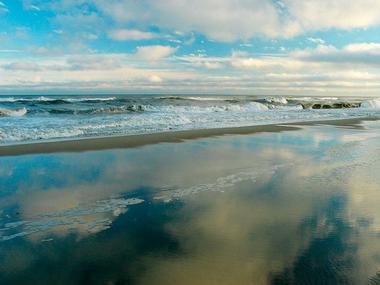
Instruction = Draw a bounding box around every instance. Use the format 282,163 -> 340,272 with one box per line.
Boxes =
2,0 -> 380,95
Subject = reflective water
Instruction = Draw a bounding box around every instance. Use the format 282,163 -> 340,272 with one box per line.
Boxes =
1,120 -> 380,284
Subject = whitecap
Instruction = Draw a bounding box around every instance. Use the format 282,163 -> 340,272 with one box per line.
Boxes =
265,97 -> 288,104
0,107 -> 27,117
361,99 -> 380,109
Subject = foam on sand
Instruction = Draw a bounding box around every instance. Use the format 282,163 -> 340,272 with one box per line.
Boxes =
154,163 -> 291,202
0,197 -> 144,241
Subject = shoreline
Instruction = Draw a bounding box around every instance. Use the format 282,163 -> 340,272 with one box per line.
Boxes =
0,117 -> 378,156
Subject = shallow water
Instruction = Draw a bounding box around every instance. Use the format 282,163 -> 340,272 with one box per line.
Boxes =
1,120 -> 380,284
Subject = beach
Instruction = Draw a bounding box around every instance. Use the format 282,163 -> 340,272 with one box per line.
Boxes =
5,0 -> 380,283
1,117 -> 380,284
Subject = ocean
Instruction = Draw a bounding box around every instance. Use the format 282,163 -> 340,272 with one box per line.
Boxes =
0,95 -> 380,144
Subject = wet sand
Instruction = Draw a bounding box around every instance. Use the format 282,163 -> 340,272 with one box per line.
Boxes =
2,117 -> 380,284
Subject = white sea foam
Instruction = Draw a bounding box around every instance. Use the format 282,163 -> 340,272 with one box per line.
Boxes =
319,97 -> 339,100
154,163 -> 291,202
0,96 -> 117,103
294,97 -> 339,101
65,97 -> 117,102
0,97 -> 17,102
272,104 -> 303,110
0,107 -> 27,117
0,197 -> 144,241
265,96 -> 288,104
361,99 -> 380,109
186,96 -> 226,101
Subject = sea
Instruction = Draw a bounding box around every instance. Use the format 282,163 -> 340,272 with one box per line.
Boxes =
0,95 -> 380,144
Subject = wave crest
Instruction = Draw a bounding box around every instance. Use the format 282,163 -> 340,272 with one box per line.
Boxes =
361,99 -> 380,109
0,107 -> 27,117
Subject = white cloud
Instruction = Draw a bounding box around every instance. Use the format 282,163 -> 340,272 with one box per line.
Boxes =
4,43 -> 380,95
344,43 -> 380,53
24,4 -> 41,11
0,1 -> 9,14
282,0 -> 380,31
108,29 -> 157,41
94,0 -> 282,41
16,0 -> 380,46
86,33 -> 98,40
307,37 -> 325,45
92,0 -> 380,41
149,75 -> 163,83
134,45 -> 177,61
294,43 -> 380,66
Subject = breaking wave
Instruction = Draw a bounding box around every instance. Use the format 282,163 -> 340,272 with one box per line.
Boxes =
0,107 -> 27,117
1,95 -> 380,144
0,96 -> 117,104
361,99 -> 380,109
265,96 -> 288,104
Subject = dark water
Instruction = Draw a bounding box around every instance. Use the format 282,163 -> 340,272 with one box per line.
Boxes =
1,120 -> 380,284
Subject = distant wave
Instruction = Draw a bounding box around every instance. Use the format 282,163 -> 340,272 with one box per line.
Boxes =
265,96 -> 288,104
0,96 -> 117,104
43,104 -> 147,115
158,96 -> 231,102
65,97 -> 117,103
0,107 -> 27,117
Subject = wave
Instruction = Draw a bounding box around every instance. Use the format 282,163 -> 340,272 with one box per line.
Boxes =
361,99 -> 380,109
36,102 -> 270,116
292,97 -> 339,102
153,102 -> 269,113
0,107 -> 27,117
0,96 -> 117,104
65,97 -> 117,103
272,105 -> 303,110
43,104 -> 147,115
301,102 -> 360,109
158,96 -> 228,102
0,97 -> 17,102
265,96 -> 288,104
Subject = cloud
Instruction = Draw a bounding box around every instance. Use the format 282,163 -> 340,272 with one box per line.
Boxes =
0,1 -> 9,14
94,0 -> 282,41
92,0 -> 380,41
307,37 -> 325,45
4,43 -> 380,95
108,29 -> 157,41
23,2 -> 41,11
282,0 -> 380,31
149,75 -> 163,83
294,43 -> 380,66
13,0 -> 380,48
134,45 -> 177,61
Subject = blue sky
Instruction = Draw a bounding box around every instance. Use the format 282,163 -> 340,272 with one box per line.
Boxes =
2,0 -> 380,95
